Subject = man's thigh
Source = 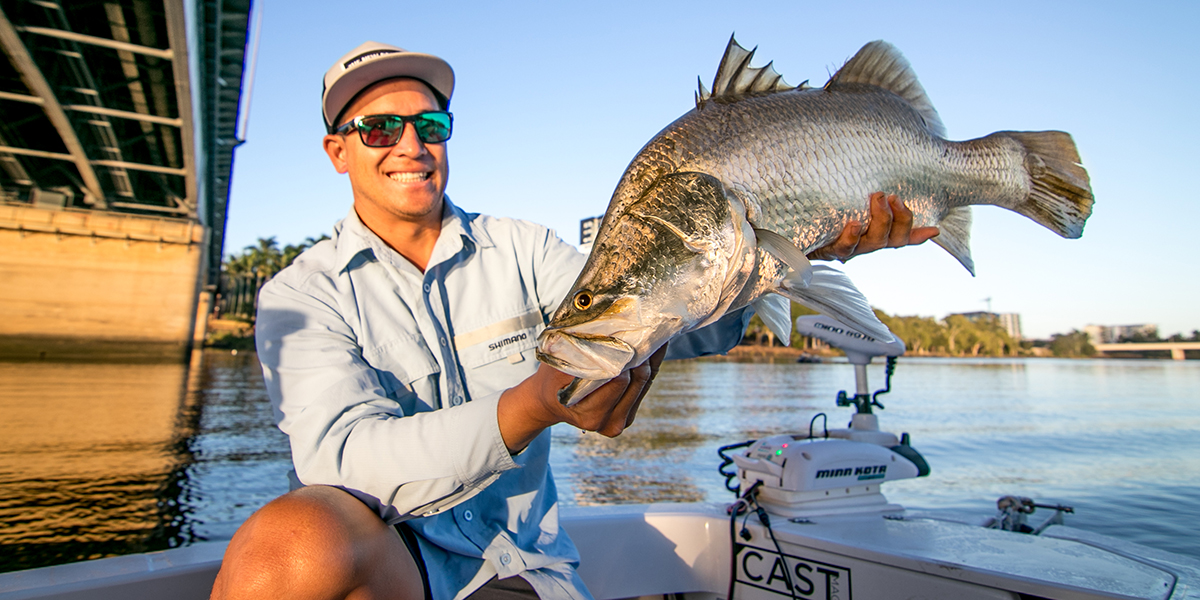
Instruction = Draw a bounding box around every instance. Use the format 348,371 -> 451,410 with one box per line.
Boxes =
213,485 -> 424,600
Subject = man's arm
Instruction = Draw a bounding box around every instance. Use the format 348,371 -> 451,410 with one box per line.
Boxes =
257,278 -> 520,521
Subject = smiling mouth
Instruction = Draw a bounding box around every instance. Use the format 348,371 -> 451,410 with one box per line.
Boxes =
388,172 -> 430,183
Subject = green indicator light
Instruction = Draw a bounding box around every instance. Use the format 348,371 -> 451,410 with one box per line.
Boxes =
775,450 -> 783,456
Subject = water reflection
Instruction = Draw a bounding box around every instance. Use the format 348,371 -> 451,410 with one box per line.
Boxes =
0,356 -> 194,571
0,350 -> 289,573
3,353 -> 1199,571
555,363 -> 713,506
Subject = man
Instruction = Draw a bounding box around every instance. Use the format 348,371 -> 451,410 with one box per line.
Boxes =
210,42 -> 936,600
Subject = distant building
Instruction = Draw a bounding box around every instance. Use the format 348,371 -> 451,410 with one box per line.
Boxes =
998,313 -> 1023,340
579,216 -> 603,253
954,311 -> 1023,340
1084,324 -> 1158,345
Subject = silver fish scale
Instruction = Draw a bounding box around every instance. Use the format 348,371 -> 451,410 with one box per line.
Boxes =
614,85 -> 1031,257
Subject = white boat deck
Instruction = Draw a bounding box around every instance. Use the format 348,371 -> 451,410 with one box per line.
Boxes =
4,503 -> 1197,600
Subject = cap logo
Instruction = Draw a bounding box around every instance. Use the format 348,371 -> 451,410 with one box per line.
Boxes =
343,49 -> 397,69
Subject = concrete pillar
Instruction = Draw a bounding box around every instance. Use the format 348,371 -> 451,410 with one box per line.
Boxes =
1172,348 -> 1185,360
0,204 -> 208,358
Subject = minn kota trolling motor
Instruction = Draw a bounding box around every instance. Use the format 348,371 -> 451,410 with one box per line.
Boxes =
724,315 -> 931,518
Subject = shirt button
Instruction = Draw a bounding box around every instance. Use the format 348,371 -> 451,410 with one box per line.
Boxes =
423,283 -> 431,293
463,510 -> 473,521
500,553 -> 511,566
439,337 -> 447,346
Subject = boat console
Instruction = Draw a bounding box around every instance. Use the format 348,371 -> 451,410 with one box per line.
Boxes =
729,315 -> 930,518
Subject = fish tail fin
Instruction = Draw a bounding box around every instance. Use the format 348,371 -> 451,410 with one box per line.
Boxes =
775,265 -> 893,342
931,206 -> 975,276
1004,131 -> 1094,239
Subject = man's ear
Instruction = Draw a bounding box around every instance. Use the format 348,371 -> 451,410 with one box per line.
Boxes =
322,134 -> 349,174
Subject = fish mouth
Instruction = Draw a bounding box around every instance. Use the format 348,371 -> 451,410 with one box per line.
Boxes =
535,329 -> 636,381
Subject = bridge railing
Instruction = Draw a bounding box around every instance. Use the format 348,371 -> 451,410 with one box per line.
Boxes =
1093,342 -> 1200,360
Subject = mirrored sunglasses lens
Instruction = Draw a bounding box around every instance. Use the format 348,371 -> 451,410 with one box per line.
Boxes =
413,113 -> 451,143
359,116 -> 403,147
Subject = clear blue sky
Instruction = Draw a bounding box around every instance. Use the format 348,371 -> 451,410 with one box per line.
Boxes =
224,0 -> 1199,340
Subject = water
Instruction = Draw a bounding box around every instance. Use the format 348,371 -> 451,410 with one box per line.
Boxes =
1,352 -> 1198,573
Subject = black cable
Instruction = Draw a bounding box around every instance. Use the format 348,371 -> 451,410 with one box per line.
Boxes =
726,481 -> 761,600
871,356 -> 897,408
717,440 -> 755,495
756,505 -> 799,600
808,413 -> 828,439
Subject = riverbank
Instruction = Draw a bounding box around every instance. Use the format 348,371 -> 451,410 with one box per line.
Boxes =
204,318 -> 255,350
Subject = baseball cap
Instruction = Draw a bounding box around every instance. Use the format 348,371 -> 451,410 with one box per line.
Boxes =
322,41 -> 455,133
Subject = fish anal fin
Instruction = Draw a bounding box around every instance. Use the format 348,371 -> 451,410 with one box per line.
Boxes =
827,40 -> 946,138
699,35 -> 795,109
776,265 -> 893,342
931,206 -> 975,276
752,294 -> 793,347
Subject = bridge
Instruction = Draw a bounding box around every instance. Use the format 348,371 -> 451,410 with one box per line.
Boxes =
0,0 -> 254,359
1094,342 -> 1200,361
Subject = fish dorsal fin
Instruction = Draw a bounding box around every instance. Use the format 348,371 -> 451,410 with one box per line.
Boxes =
826,40 -> 946,138
696,35 -> 797,110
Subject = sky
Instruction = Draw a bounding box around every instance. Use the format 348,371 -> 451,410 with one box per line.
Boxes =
223,0 -> 1199,340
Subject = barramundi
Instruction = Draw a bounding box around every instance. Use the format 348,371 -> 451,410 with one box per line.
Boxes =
537,37 -> 1093,404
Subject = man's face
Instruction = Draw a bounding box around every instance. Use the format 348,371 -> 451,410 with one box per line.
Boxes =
323,78 -> 449,229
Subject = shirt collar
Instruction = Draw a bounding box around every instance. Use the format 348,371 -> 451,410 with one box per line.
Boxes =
332,196 -> 494,272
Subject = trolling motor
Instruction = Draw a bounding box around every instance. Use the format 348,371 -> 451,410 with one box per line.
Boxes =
727,316 -> 930,518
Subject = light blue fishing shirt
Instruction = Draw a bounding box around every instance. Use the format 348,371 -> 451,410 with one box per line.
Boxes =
256,198 -> 747,600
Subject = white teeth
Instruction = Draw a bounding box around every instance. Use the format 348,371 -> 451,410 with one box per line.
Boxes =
388,172 -> 429,183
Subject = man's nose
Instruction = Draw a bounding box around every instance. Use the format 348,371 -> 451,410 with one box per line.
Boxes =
390,121 -> 427,157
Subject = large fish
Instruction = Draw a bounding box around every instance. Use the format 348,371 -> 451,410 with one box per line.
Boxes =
537,37 -> 1093,404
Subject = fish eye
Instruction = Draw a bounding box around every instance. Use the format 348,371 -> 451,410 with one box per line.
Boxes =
573,291 -> 593,311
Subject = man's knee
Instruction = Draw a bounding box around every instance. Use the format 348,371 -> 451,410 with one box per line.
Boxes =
211,486 -> 412,599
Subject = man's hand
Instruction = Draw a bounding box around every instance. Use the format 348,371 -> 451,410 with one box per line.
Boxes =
498,345 -> 668,453
807,192 -> 939,262
566,343 -> 667,435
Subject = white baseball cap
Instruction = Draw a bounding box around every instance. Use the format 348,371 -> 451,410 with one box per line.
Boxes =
321,41 -> 455,133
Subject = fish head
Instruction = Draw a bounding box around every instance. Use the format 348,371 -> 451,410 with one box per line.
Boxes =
537,171 -> 756,381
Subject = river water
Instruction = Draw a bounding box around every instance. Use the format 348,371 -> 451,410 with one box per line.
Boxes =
1,352 -> 1197,573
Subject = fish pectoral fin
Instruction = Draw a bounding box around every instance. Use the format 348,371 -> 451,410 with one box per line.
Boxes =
754,228 -> 813,287
752,294 -> 793,346
932,206 -> 975,276
776,265 -> 894,343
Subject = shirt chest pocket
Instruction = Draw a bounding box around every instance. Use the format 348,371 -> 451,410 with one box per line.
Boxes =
455,310 -> 544,370
363,336 -> 441,414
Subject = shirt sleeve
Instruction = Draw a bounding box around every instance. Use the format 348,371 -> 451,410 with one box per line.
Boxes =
528,226 -> 586,320
255,274 -> 519,523
665,306 -> 753,361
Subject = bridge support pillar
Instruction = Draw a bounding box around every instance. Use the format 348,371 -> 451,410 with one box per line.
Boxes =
0,204 -> 208,359
1172,348 -> 1185,361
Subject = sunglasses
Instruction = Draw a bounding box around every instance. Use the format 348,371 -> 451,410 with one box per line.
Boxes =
335,111 -> 453,147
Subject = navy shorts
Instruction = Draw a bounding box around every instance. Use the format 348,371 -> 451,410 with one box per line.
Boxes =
395,523 -> 540,599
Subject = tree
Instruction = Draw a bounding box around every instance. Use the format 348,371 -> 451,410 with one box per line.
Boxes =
219,235 -> 329,319
1049,330 -> 1096,357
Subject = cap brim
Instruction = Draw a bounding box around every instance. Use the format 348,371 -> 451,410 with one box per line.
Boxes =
323,52 -> 454,129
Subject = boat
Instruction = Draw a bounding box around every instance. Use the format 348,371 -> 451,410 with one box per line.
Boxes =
2,316 -> 1198,600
